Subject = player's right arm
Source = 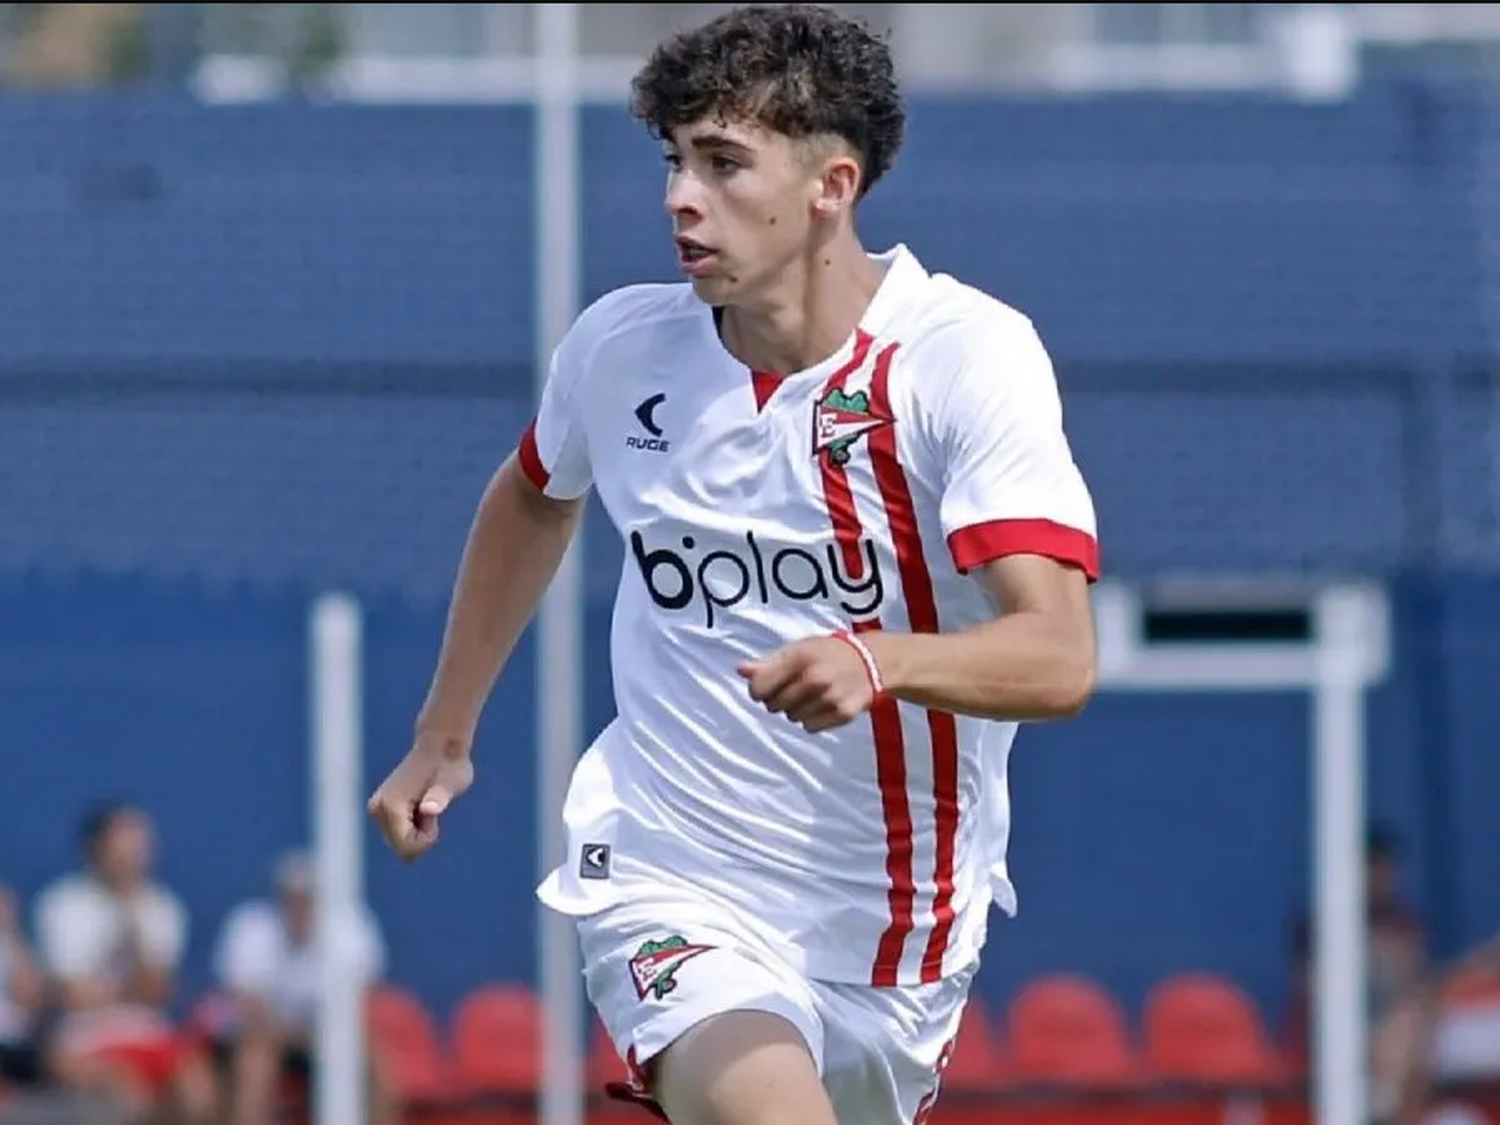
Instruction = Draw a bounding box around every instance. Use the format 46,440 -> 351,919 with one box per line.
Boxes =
413,450 -> 584,747
369,304 -> 598,862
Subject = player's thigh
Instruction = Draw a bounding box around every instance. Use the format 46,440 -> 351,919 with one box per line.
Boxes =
818,966 -> 975,1125
655,1008 -> 837,1125
577,895 -> 825,1116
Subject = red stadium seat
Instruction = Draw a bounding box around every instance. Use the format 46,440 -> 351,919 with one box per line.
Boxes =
943,999 -> 1007,1091
450,983 -> 544,1095
1143,973 -> 1284,1086
1006,974 -> 1142,1088
587,1018 -> 629,1087
365,985 -> 453,1102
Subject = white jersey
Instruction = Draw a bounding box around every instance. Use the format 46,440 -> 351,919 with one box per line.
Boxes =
533,245 -> 1098,987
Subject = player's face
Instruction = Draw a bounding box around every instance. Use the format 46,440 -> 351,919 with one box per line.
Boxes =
663,118 -> 848,305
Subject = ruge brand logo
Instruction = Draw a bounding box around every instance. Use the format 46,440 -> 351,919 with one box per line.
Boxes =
631,529 -> 885,628
627,392 -> 670,453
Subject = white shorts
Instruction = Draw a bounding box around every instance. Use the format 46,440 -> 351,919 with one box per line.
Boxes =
578,887 -> 975,1125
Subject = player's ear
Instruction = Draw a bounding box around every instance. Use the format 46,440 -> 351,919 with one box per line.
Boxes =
809,144 -> 862,220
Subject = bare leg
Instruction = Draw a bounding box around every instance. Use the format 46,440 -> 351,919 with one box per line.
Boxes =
653,1010 -> 836,1125
171,1050 -> 219,1125
228,1033 -> 281,1125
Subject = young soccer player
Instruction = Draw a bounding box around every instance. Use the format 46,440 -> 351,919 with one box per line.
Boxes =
369,6 -> 1101,1123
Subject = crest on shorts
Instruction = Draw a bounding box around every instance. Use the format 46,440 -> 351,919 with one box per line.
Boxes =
628,934 -> 714,1001
813,388 -> 894,468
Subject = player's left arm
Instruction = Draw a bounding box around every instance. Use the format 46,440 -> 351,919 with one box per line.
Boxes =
866,553 -> 1094,720
742,555 -> 1094,731
742,312 -> 1099,730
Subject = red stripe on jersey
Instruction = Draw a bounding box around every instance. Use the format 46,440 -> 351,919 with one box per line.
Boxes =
856,615 -> 917,986
516,420 -> 550,491
867,344 -> 962,984
819,331 -> 875,576
948,517 -> 1100,580
750,369 -> 781,412
814,332 -> 917,987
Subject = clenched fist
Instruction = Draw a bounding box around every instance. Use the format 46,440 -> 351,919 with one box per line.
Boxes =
367,733 -> 475,862
737,631 -> 884,734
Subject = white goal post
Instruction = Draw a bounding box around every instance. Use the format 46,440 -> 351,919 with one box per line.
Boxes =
310,592 -> 368,1125
1094,578 -> 1392,1125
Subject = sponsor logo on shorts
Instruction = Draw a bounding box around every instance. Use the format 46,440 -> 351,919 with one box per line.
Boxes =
579,843 -> 611,880
628,934 -> 714,1001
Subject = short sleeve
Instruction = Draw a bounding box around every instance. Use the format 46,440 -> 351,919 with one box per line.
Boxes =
35,883 -> 103,979
516,320 -> 593,501
932,317 -> 1100,579
214,903 -> 281,994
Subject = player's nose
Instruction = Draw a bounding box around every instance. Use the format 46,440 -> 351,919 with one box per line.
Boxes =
663,172 -> 704,220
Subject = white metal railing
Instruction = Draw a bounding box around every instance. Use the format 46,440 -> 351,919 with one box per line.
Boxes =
194,51 -> 640,104
179,3 -> 1500,103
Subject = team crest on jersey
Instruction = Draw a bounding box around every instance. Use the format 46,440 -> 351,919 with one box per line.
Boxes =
628,935 -> 714,1001
813,388 -> 894,467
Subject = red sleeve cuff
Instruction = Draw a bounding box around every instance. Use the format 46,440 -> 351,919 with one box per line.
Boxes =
948,518 -> 1100,581
516,420 -> 550,491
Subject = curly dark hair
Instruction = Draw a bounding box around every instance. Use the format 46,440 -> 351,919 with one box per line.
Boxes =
630,4 -> 905,199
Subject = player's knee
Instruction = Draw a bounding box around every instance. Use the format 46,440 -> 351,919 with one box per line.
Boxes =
653,1009 -> 834,1125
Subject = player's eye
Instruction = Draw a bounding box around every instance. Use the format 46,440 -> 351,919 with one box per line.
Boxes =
709,154 -> 741,174
662,151 -> 683,171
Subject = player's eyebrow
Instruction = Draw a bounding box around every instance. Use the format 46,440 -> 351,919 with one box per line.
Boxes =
688,132 -> 755,158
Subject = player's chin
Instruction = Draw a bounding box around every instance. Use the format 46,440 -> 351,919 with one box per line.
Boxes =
687,273 -> 732,302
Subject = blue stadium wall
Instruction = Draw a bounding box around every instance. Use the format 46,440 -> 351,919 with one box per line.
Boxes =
1,82 -> 1498,1033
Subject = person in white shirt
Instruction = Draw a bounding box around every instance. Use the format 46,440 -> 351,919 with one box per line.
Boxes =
367,6 -> 1100,1125
202,851 -> 391,1125
34,803 -> 216,1123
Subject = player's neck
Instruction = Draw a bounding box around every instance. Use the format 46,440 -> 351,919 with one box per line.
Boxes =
720,236 -> 885,375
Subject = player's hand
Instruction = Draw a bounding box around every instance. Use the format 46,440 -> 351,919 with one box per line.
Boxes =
367,733 -> 475,863
737,633 -> 881,734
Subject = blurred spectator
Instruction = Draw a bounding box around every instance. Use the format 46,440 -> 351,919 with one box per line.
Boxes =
202,851 -> 392,1125
34,802 -> 215,1123
0,872 -> 47,1091
1289,823 -> 1431,1125
1427,930 -> 1500,1092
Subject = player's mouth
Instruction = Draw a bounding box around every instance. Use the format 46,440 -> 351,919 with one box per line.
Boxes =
675,237 -> 719,277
